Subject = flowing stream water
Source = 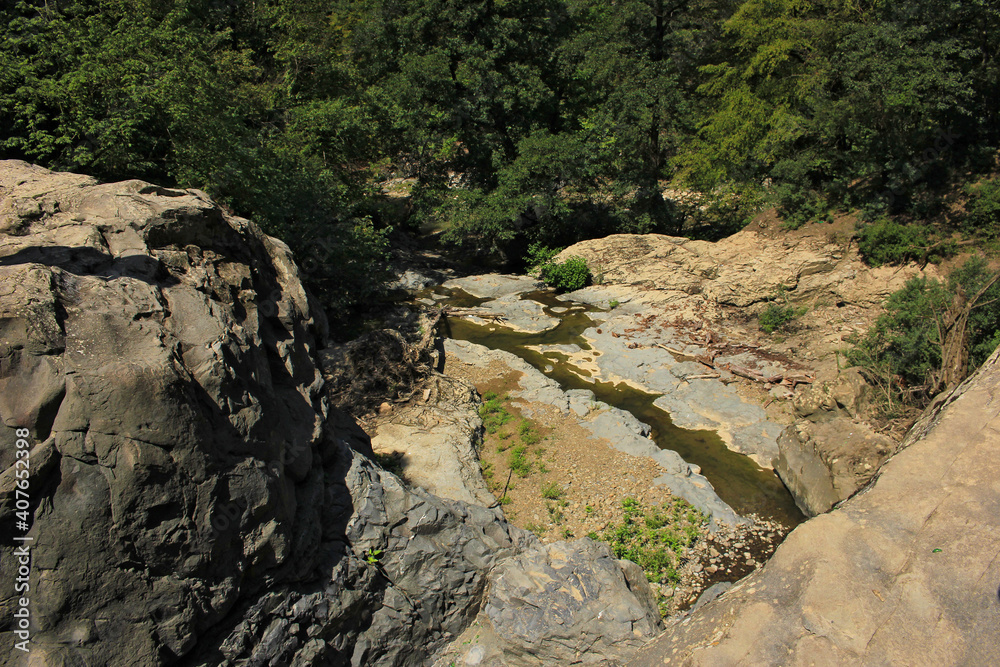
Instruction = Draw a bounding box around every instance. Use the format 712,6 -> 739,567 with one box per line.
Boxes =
432,286 -> 805,528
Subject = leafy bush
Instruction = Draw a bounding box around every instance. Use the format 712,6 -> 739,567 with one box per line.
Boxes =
962,178 -> 1000,236
848,259 -> 1000,412
759,303 -> 797,333
524,243 -> 562,272
856,218 -> 928,267
949,256 -> 1000,368
599,498 -> 706,588
846,276 -> 951,405
540,257 -> 591,292
858,218 -> 927,266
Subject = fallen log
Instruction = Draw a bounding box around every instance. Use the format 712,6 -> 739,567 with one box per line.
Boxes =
444,307 -> 507,323
654,344 -> 717,370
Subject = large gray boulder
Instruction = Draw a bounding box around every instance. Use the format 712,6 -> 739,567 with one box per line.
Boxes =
0,161 -> 535,666
482,539 -> 662,665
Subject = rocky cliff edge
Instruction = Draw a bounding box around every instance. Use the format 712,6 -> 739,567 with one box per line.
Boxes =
0,162 -> 659,666
630,345 -> 1000,665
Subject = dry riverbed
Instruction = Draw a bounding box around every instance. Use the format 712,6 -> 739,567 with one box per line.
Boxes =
444,354 -> 788,617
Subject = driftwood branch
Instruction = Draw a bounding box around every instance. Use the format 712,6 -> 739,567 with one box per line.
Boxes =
655,343 -> 813,388
444,307 -> 507,323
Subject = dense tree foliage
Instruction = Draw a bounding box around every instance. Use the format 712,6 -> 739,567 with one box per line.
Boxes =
3,0 -> 999,310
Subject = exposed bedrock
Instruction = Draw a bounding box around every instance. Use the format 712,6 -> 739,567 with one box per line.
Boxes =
773,368 -> 895,516
0,162 -> 660,666
630,347 -> 1000,666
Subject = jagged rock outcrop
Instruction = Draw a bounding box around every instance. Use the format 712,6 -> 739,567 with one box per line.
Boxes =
0,162 -> 661,666
629,346 -> 1000,666
774,367 -> 895,516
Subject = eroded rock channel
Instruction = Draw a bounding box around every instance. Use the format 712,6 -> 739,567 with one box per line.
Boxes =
430,281 -> 804,529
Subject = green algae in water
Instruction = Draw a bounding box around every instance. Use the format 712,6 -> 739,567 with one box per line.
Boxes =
439,288 -> 804,528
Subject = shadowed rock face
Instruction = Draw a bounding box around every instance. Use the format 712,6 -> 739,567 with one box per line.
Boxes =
0,161 -> 533,666
0,162 -> 663,667
630,347 -> 1000,666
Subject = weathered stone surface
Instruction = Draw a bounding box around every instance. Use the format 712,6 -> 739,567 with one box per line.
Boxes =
774,418 -> 894,516
482,539 -> 662,665
630,346 -> 1000,666
369,374 -> 496,507
444,274 -> 542,300
555,232 -> 928,310
772,366 -> 892,516
791,366 -> 871,422
0,161 -> 539,666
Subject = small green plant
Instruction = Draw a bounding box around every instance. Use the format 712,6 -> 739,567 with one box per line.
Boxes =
759,286 -> 807,333
508,445 -> 533,477
373,452 -> 404,477
479,393 -> 513,434
562,528 -> 575,539
608,299 -> 620,309
540,481 -> 564,500
498,494 -> 512,505
585,504 -> 594,514
525,522 -> 546,538
540,257 -> 592,293
518,419 -> 541,445
547,503 -> 565,524
365,547 -> 383,565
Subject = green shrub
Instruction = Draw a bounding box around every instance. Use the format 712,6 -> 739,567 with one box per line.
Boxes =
848,259 -> 1000,411
963,178 -> 1000,236
598,498 -> 707,589
846,276 -> 951,404
540,257 -> 591,292
856,218 -> 927,267
949,256 -> 1000,368
759,287 -> 806,333
759,303 -> 797,333
524,242 -> 562,271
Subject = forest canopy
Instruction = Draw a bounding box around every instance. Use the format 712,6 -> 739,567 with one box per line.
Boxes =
2,0 -> 998,315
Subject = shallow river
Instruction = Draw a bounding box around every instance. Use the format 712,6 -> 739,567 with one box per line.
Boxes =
434,287 -> 805,528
